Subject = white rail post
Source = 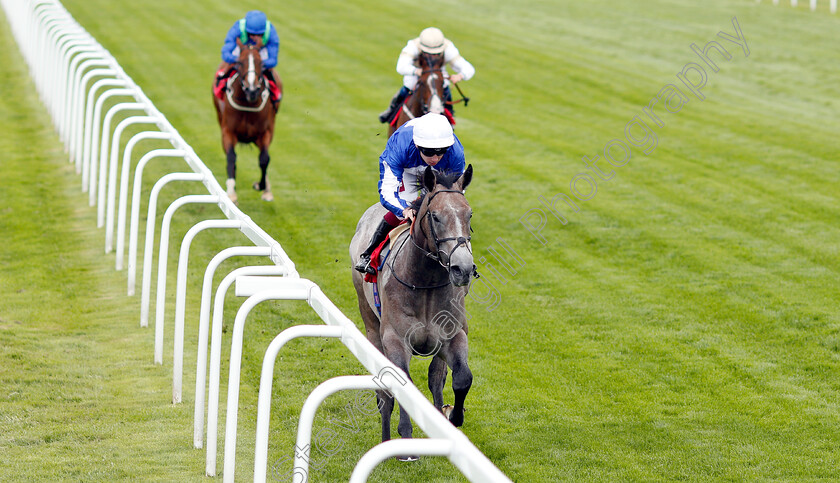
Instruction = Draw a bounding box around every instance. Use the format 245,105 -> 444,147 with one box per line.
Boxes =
57,43 -> 97,142
97,103 -> 148,226
50,33 -> 87,126
106,119 -> 165,253
203,268 -> 299,476
219,280 -> 321,481
114,133 -> 173,266
293,376 -> 382,479
87,87 -> 134,206
154,195 -> 221,373
189,246 -> 274,409
140,173 -> 204,336
253,325 -> 347,483
67,59 -> 109,159
126,148 -> 186,295
190,264 -> 285,447
173,221 -> 244,409
81,78 -> 124,190
350,440 -> 455,483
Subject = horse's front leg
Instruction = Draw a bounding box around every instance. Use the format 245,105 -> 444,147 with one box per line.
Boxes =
380,326 -> 418,460
428,355 -> 447,411
254,135 -> 273,201
376,388 -> 394,443
223,132 -> 238,203
445,330 -> 472,427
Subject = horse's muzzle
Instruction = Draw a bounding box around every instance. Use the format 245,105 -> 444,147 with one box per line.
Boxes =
449,264 -> 472,287
244,87 -> 260,103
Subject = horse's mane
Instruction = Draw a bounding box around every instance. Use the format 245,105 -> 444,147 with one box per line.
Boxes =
410,170 -> 463,210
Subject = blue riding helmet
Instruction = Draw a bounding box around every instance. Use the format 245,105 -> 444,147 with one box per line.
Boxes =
244,10 -> 267,34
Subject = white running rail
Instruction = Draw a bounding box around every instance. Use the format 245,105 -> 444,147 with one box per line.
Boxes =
756,0 -> 837,13
1,1 -> 512,482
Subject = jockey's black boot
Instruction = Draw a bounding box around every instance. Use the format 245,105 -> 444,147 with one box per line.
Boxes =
355,218 -> 394,274
378,87 -> 409,124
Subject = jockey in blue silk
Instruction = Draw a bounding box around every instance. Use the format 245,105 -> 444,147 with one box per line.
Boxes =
214,10 -> 282,105
355,113 -> 466,274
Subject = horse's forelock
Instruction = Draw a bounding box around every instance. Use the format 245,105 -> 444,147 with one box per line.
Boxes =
420,52 -> 444,70
238,44 -> 262,65
433,170 -> 462,188
412,170 -> 467,212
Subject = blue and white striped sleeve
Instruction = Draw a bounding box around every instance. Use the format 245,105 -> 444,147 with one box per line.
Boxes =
378,149 -> 407,217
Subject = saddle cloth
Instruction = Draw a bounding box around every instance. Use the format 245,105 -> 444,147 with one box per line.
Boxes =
364,222 -> 410,284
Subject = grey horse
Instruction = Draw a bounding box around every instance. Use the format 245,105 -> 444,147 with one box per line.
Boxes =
350,165 -> 476,456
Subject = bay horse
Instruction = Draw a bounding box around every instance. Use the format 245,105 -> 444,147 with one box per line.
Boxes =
213,37 -> 280,202
350,165 -> 476,459
388,52 -> 448,137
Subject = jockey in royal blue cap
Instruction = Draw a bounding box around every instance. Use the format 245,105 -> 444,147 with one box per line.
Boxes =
355,112 -> 466,274
214,10 -> 282,105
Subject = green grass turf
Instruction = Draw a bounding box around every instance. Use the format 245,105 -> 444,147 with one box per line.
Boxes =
2,0 -> 840,480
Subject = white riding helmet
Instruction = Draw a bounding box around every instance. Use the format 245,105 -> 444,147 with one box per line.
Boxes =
418,27 -> 446,54
412,113 -> 455,149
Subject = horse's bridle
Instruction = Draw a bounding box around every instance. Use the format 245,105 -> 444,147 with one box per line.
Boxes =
410,53 -> 445,117
388,188 -> 478,290
227,46 -> 269,112
415,189 -> 472,268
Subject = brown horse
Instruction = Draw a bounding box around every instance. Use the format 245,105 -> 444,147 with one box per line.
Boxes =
350,166 -> 476,459
213,38 -> 280,202
388,52 -> 447,137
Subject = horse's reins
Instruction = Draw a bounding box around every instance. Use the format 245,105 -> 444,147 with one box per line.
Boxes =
226,72 -> 270,112
400,53 -> 447,120
387,189 -> 477,290
451,81 -> 470,107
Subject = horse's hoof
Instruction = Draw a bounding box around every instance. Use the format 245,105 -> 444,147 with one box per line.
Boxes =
253,180 -> 273,201
443,404 -> 465,427
226,179 -> 237,204
396,455 -> 419,462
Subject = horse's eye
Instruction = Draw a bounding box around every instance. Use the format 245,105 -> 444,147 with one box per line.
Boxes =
431,212 -> 440,222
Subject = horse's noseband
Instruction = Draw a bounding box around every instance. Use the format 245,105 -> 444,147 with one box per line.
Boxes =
414,53 -> 445,116
390,189 -> 477,290
419,189 -> 473,270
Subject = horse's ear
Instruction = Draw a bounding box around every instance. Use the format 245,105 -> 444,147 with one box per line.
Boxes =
236,37 -> 244,49
255,37 -> 264,49
423,166 -> 437,193
458,164 -> 473,191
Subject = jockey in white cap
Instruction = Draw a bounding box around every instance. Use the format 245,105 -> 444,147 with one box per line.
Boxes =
355,113 -> 467,274
378,27 -> 475,124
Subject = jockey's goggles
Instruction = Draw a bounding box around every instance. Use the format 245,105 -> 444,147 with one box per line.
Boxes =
418,146 -> 449,157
